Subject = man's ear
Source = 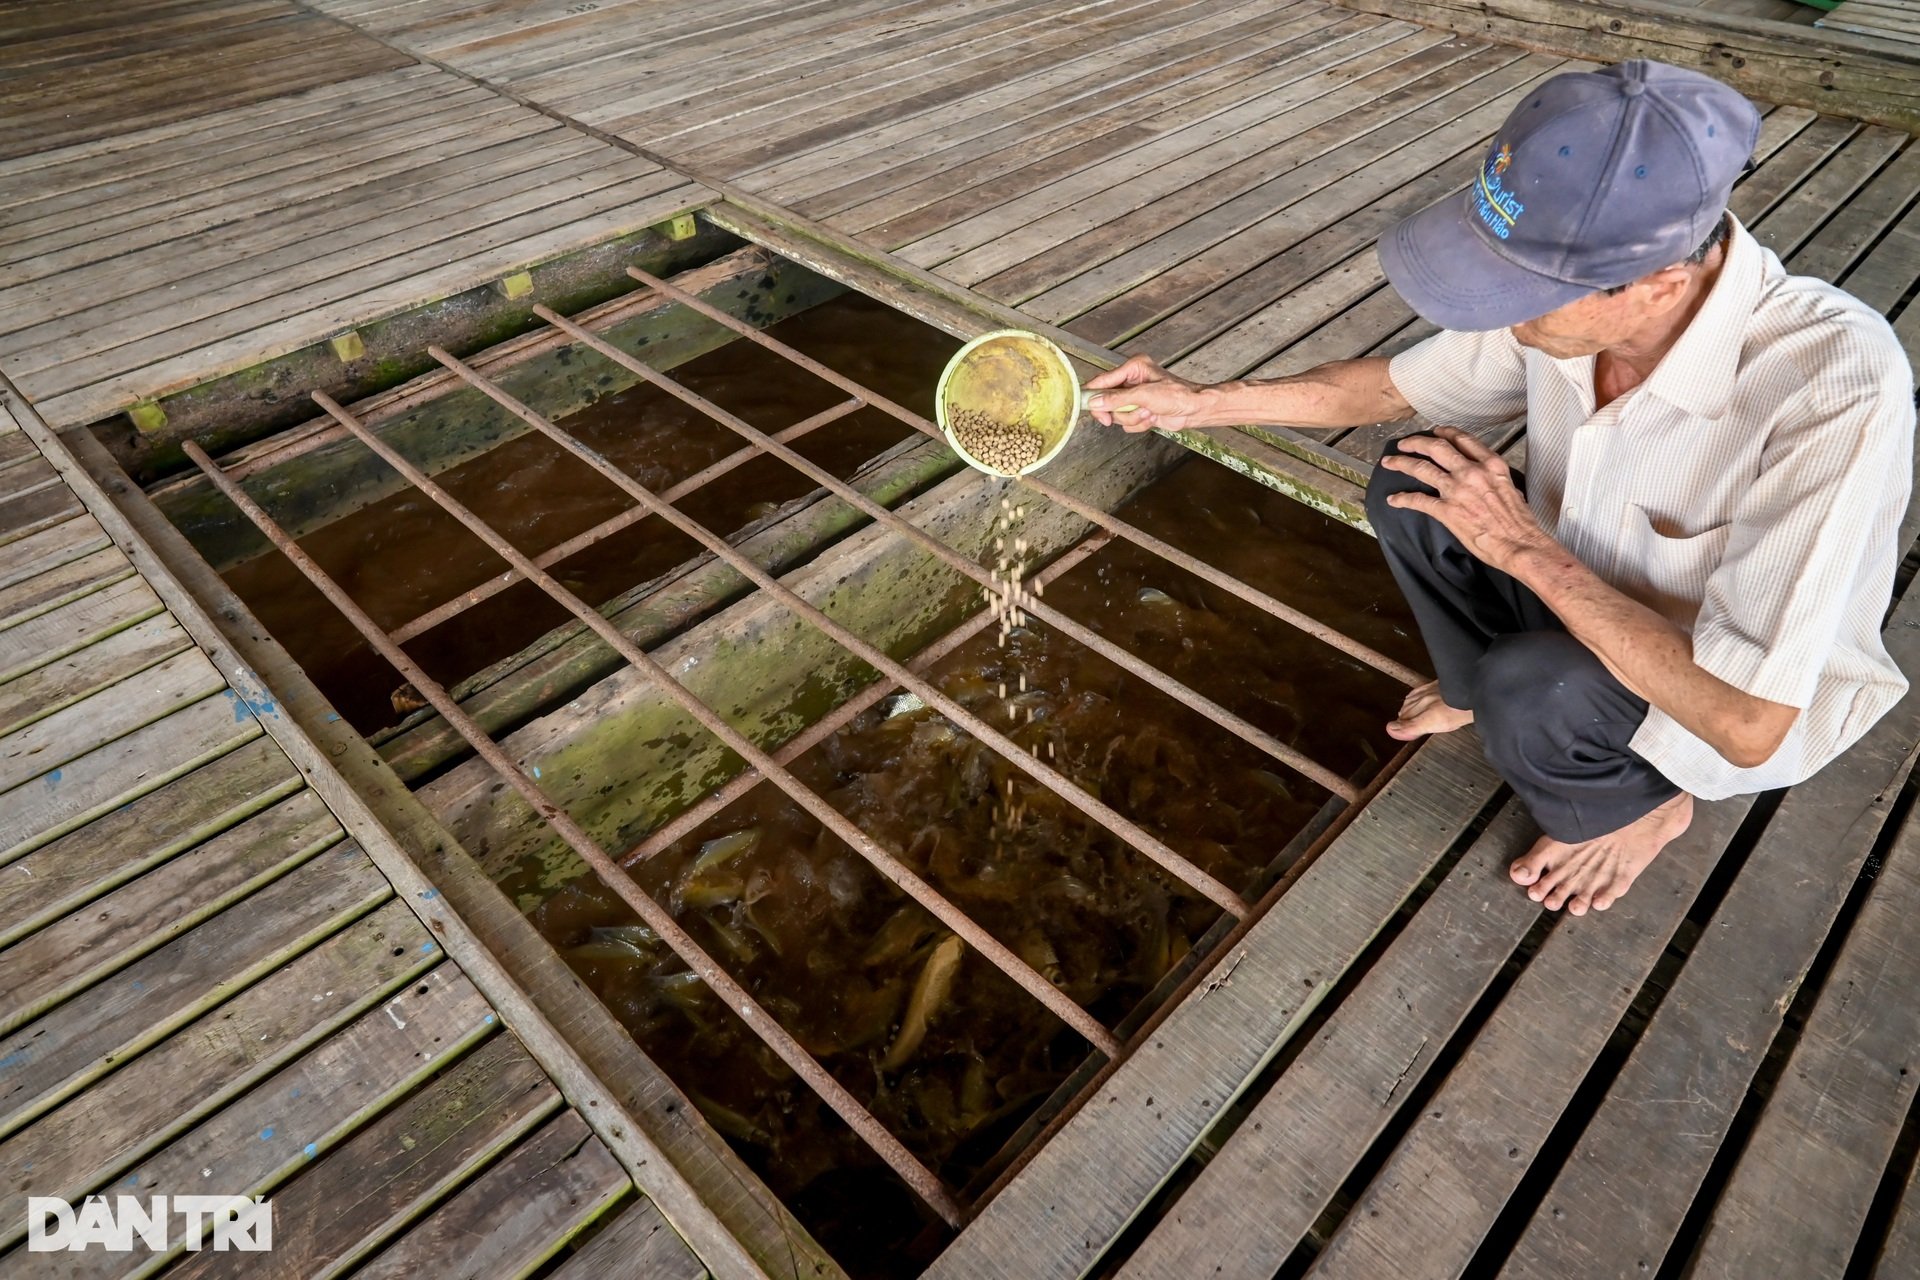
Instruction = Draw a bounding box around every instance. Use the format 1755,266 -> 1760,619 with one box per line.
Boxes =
1637,264 -> 1695,312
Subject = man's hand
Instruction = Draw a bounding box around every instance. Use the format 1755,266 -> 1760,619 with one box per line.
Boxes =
1377,427 -> 1549,570
1085,356 -> 1215,432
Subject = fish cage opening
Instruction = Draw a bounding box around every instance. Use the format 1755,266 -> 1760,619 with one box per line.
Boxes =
115,219 -> 1430,1277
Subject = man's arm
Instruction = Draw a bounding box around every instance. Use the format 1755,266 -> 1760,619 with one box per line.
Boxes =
1380,428 -> 1798,768
1084,354 -> 1415,432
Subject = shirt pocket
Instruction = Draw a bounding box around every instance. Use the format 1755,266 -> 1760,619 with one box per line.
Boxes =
1615,504 -> 1733,632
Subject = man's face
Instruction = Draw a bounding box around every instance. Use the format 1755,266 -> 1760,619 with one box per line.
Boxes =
1507,261 -> 1701,358
1508,288 -> 1648,358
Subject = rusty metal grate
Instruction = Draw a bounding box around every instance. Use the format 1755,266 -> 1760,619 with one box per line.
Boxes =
181,260 -> 1423,1226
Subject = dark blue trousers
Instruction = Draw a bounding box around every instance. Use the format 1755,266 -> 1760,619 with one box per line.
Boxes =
1365,438 -> 1679,842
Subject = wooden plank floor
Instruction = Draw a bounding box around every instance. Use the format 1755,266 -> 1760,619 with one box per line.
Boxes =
0,408 -> 704,1276
0,0 -> 411,160
1821,0 -> 1920,45
0,20 -> 711,429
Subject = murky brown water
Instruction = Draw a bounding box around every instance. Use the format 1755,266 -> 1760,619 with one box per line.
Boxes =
224,291 -> 957,732
521,459 -> 1424,1274
210,288 -> 1425,1277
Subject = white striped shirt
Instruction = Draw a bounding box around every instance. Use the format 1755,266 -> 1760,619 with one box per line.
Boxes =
1387,216 -> 1913,801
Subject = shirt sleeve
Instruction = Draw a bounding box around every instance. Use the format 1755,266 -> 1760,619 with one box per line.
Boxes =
1387,328 -> 1529,428
1671,333 -> 1913,710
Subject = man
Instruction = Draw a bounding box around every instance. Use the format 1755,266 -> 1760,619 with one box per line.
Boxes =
1086,60 -> 1913,917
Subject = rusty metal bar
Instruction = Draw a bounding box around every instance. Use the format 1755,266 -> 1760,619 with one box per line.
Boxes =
966,737 -> 1422,1216
422,351 -> 1255,918
179,438 -> 968,1227
625,264 -> 1424,690
309,390 -> 1132,1050
622,529 -> 1114,869
523,313 -> 1356,805
390,396 -> 865,643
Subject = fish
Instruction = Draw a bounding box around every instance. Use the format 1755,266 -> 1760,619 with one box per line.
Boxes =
861,906 -> 938,967
881,934 -> 965,1071
1136,587 -> 1178,607
692,828 -> 759,872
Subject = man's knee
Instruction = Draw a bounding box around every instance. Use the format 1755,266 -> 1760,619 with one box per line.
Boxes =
1364,436 -> 1438,541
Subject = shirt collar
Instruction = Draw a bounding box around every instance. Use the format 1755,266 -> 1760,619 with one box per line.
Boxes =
1637,214 -> 1764,420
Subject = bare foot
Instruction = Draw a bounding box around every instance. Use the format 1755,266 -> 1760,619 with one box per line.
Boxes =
1509,793 -> 1695,916
1387,680 -> 1474,741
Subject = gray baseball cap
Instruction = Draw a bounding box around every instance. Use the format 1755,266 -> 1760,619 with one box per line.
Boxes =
1378,61 -> 1761,331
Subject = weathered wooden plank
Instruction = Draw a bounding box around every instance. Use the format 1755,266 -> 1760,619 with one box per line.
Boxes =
0,614 -> 193,740
1007,47 -> 1552,323
27,176 -> 710,425
1793,140 -> 1920,285
1119,800 -> 1543,1279
48,970 -> 497,1277
0,691 -> 261,863
765,0 -> 1302,214
830,6 -> 1368,245
0,90 -> 536,279
0,121 -> 617,352
0,109 -> 568,317
0,848 -> 388,1140
0,477 -> 79,545
1304,796 -> 1757,1278
0,574 -> 163,685
927,732 -> 1501,1280
0,790 -> 341,1036
548,1198 -> 709,1280
0,646 -> 224,792
0,65 -> 441,202
353,1111 -> 632,1280
1689,803 -> 1920,1278
0,733 -> 298,946
0,515 -> 110,594
1497,595 -> 1920,1279
0,899 -> 437,1251
901,28 -> 1450,278
0,457 -> 56,504
0,88 -> 526,278
7,160 -> 682,382
1330,0 -> 1920,134
166,1035 -> 562,1280
0,14 -> 412,161
0,547 -> 133,635
1750,125 -> 1910,262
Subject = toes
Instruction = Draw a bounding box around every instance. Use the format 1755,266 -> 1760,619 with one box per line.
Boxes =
1510,847 -> 1551,887
1567,894 -> 1592,917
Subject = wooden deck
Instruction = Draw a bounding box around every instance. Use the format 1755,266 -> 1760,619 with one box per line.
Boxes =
0,49 -> 708,429
1823,0 -> 1920,45
0,403 -> 705,1276
3,1 -> 1920,1275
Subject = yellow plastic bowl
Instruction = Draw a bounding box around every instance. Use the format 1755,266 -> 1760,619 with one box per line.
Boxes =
934,328 -> 1081,478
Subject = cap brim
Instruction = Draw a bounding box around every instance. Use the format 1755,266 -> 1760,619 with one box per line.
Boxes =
1378,191 -> 1593,332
